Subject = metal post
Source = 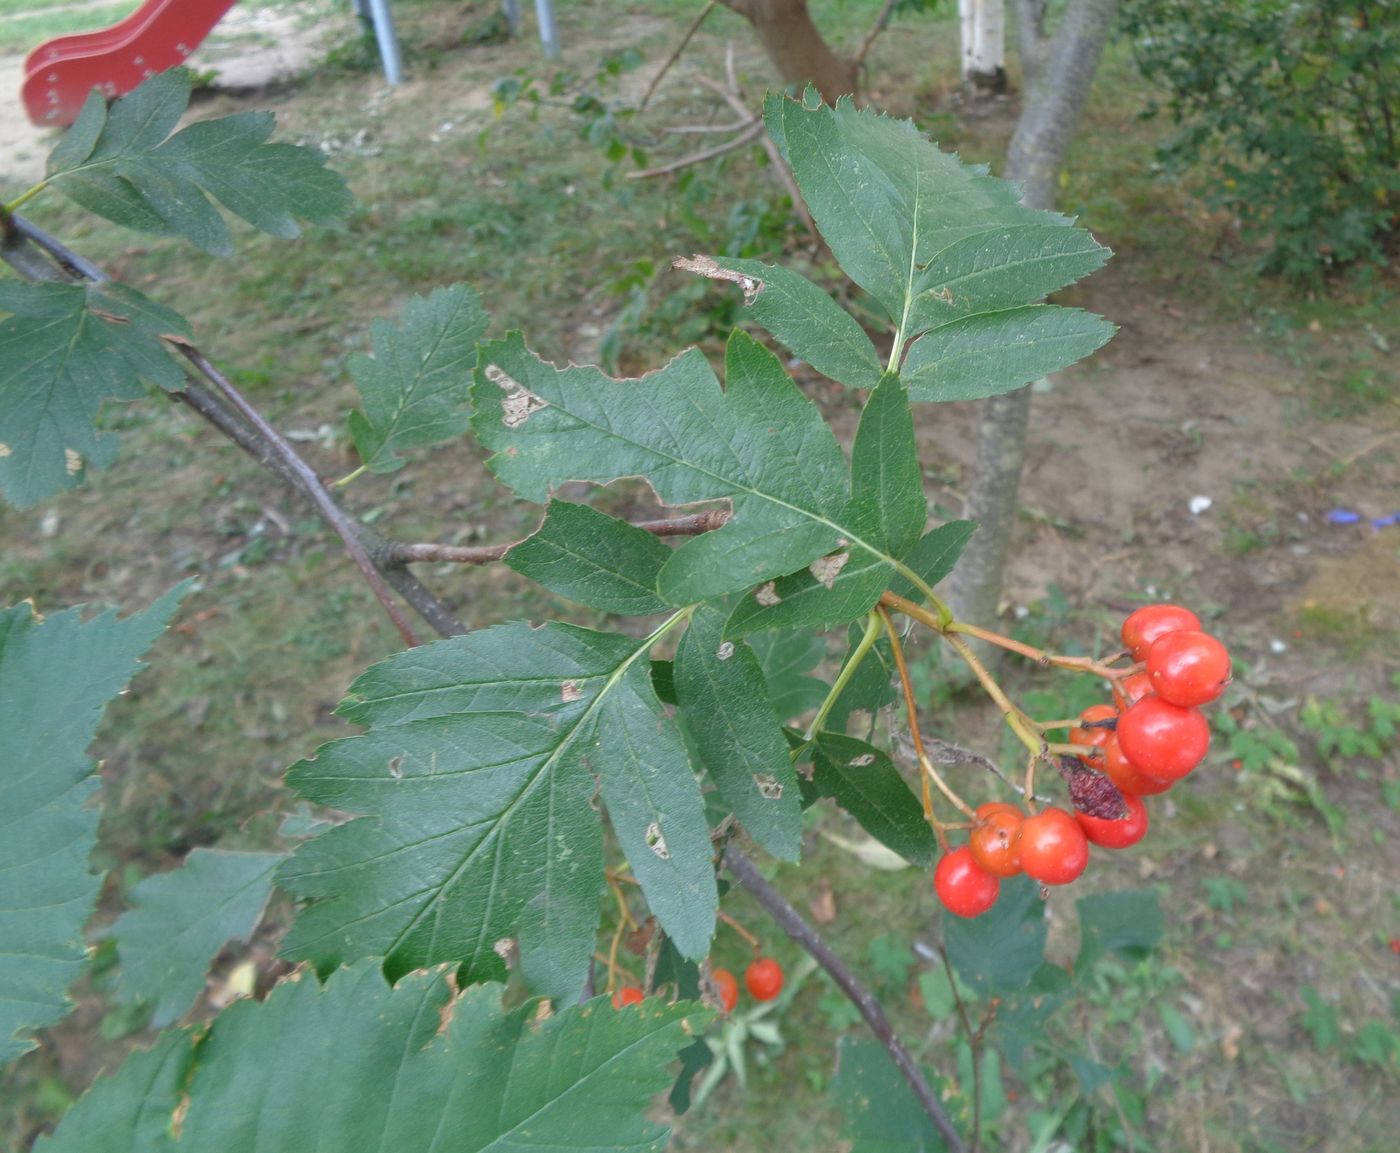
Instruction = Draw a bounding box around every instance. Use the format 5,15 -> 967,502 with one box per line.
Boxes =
365,0 -> 404,85
501,0 -> 522,37
534,0 -> 560,59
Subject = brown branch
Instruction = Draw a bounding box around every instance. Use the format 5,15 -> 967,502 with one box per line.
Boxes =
852,0 -> 898,73
723,845 -> 970,1153
627,119 -> 764,178
639,0 -> 718,110
387,509 -> 733,566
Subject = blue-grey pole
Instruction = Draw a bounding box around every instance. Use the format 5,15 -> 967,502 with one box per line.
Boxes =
365,0 -> 404,85
501,0 -> 522,36
534,0 -> 560,58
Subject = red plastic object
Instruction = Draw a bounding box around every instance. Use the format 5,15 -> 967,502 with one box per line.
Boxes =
22,0 -> 241,127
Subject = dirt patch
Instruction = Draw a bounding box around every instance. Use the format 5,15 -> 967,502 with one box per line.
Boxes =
0,5 -> 340,184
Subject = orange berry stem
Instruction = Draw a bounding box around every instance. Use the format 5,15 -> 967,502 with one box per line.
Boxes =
717,909 -> 761,950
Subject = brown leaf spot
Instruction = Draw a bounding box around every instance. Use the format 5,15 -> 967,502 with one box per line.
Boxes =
715,641 -> 735,662
64,448 -> 82,476
0,443 -> 10,457
485,363 -> 549,427
809,551 -> 850,589
671,254 -> 764,306
848,753 -> 876,767
753,773 -> 783,800
754,581 -> 781,606
645,821 -> 670,859
387,755 -> 404,779
561,680 -> 583,702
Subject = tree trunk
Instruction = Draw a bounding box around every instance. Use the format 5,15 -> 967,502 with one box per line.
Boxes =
959,0 -> 1007,96
948,0 -> 1118,630
719,0 -> 858,103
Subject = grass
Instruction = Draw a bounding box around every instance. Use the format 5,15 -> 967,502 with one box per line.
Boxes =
2,0 -> 1399,1149
0,3 -> 139,54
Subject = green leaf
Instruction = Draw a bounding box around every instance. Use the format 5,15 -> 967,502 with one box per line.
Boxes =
900,306 -> 1116,402
943,875 -> 1047,996
675,255 -> 882,389
39,965 -> 709,1153
749,630 -> 828,721
848,373 -> 925,555
345,285 -> 488,474
888,521 -> 977,602
112,848 -> 284,1028
833,1036 -> 952,1152
826,624 -> 897,733
280,620 -> 715,998
505,501 -> 672,616
908,224 -> 1111,333
674,603 -> 803,861
1074,889 -> 1163,974
722,547 -> 894,636
474,329 -> 854,603
0,280 -> 190,508
46,69 -> 351,256
0,583 -> 188,1064
808,735 -> 938,867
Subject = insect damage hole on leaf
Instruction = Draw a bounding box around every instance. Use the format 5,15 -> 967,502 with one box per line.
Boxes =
754,774 -> 784,800
754,582 -> 782,606
484,364 -> 548,428
645,822 -> 670,860
671,255 -> 764,306
809,551 -> 850,589
715,642 -> 735,661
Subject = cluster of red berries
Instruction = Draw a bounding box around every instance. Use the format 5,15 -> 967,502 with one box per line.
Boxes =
934,604 -> 1231,919
611,956 -> 785,1012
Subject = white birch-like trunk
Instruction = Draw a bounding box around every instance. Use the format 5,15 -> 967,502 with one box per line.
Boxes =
959,0 -> 1006,94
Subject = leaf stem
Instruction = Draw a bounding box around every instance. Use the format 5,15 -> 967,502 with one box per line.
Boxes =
3,181 -> 49,215
944,619 -> 1128,678
717,909 -> 761,951
331,464 -> 367,488
801,609 -> 882,744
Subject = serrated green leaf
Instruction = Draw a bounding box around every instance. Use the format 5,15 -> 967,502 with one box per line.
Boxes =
749,630 -> 828,721
39,965 -> 709,1153
808,734 -> 938,866
505,501 -> 672,616
112,848 -> 284,1028
909,224 -> 1111,332
675,604 -> 803,861
678,256 -> 882,389
280,619 -> 716,997
901,306 -> 1116,402
45,69 -> 350,256
943,874 -> 1047,996
888,521 -> 977,602
723,547 -> 894,636
0,280 -> 191,508
833,1036 -> 952,1152
1075,889 -> 1163,974
345,285 -> 488,474
848,373 -> 925,555
0,583 -> 188,1064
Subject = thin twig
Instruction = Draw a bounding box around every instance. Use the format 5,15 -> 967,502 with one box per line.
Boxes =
938,943 -> 982,1153
639,0 -> 718,110
387,509 -> 732,565
852,0 -> 898,73
627,119 -> 764,178
724,845 -> 970,1153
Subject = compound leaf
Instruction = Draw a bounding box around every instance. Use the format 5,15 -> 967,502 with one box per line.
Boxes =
505,500 -> 672,616
0,280 -> 190,508
39,965 -> 708,1153
675,603 -> 803,861
46,69 -> 350,256
345,284 -> 488,474
807,735 -> 938,867
888,521 -> 977,603
900,306 -> 1116,402
112,848 -> 284,1028
848,372 -> 925,555
749,630 -> 828,722
0,583 -> 187,1065
280,621 -> 715,999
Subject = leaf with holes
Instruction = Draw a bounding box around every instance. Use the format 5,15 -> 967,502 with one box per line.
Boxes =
112,848 -> 284,1028
345,284 -> 488,474
45,70 -> 350,256
806,734 -> 938,867
37,963 -> 709,1153
0,280 -> 190,508
279,621 -> 715,1000
0,583 -> 187,1064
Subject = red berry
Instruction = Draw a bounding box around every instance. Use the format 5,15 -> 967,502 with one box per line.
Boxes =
1016,807 -> 1090,885
611,985 -> 644,1008
712,967 -> 739,1013
1116,670 -> 1154,708
1098,733 -> 1174,796
1075,794 -> 1150,848
1122,604 -> 1203,662
934,846 -> 1001,917
1117,696 -> 1210,780
1147,630 -> 1232,706
745,957 -> 784,1001
969,802 -> 1024,878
